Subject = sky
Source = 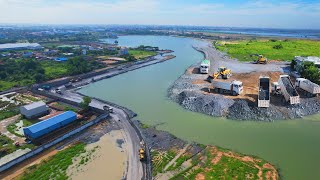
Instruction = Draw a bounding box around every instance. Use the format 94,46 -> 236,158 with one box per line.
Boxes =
0,0 -> 320,29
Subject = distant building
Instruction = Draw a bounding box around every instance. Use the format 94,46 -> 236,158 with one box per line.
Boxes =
294,56 -> 320,71
23,111 -> 77,140
22,52 -> 33,58
82,49 -> 87,55
20,101 -> 49,119
0,43 -> 42,51
119,47 -> 129,56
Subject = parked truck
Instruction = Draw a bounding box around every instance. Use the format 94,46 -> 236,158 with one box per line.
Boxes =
258,76 -> 270,108
212,79 -> 243,96
277,75 -> 300,104
200,59 -> 210,74
295,78 -> 320,97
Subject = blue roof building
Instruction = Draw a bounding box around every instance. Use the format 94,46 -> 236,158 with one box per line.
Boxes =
55,57 -> 68,62
23,111 -> 77,140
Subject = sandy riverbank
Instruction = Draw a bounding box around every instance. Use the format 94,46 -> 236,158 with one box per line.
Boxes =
67,130 -> 126,180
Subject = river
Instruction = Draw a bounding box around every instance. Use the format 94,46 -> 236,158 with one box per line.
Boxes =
79,35 -> 320,180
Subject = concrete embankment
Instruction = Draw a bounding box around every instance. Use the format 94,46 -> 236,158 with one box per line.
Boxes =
168,43 -> 320,121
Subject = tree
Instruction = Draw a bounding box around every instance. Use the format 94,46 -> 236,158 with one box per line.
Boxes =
67,57 -> 90,75
80,96 -> 92,111
273,44 -> 283,49
290,60 -> 297,70
300,61 -> 320,85
34,73 -> 45,83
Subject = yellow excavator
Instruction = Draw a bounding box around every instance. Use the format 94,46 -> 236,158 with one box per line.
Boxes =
139,148 -> 145,161
212,67 -> 232,79
250,54 -> 267,64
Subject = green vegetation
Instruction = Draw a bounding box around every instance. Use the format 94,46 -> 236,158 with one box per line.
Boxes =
151,150 -> 177,176
140,123 -> 149,129
0,135 -> 16,158
7,118 -> 38,137
167,154 -> 190,171
215,39 -> 320,61
0,57 -> 105,91
20,143 -> 86,180
80,96 -> 92,111
167,146 -> 278,180
299,61 -> 320,84
0,109 -> 19,121
53,102 -> 78,112
40,60 -> 69,79
128,50 -> 157,60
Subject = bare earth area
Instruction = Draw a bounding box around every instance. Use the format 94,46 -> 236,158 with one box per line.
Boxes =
67,130 -> 126,180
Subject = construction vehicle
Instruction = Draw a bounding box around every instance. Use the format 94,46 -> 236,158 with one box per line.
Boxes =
277,75 -> 300,104
271,82 -> 281,96
139,141 -> 146,161
200,59 -> 210,74
212,79 -> 243,96
103,105 -> 114,113
211,67 -> 232,79
295,78 -> 320,97
258,76 -> 270,108
250,54 -> 267,64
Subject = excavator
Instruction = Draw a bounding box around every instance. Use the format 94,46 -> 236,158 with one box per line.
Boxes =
213,67 -> 232,79
250,54 -> 268,64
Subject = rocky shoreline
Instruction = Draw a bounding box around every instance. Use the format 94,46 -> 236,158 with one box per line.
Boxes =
168,43 -> 320,121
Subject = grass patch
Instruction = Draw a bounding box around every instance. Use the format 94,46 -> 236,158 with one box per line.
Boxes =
129,50 -> 157,60
0,109 -> 19,121
167,155 -> 190,171
20,143 -> 86,180
0,135 -> 16,158
215,39 -> 320,62
151,150 -> 177,176
140,123 -> 149,129
40,60 -> 69,79
52,102 -> 78,112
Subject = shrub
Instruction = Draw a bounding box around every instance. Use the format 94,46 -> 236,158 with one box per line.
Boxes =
273,44 -> 283,49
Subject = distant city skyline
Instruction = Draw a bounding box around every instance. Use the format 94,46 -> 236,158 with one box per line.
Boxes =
0,0 -> 320,29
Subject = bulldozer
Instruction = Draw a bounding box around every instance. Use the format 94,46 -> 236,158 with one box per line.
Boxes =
212,67 -> 232,79
250,54 -> 267,64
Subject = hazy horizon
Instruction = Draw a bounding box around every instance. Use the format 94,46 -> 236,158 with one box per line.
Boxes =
1,0 -> 320,29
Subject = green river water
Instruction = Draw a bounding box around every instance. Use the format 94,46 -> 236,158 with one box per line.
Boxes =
79,36 -> 320,180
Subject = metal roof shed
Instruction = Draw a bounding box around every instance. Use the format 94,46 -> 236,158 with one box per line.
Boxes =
23,111 -> 77,140
20,101 -> 49,119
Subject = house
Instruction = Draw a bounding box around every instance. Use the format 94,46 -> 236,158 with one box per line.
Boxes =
119,47 -> 129,56
20,101 -> 49,119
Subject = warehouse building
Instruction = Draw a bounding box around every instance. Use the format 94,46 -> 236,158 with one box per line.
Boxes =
23,111 -> 77,140
20,101 -> 49,119
0,43 -> 42,51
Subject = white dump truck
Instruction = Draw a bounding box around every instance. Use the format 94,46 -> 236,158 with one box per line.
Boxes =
277,75 -> 300,104
212,79 -> 243,96
258,76 -> 270,108
295,78 -> 320,97
200,59 -> 210,74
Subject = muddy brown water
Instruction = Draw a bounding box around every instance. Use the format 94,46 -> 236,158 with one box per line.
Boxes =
80,35 -> 320,180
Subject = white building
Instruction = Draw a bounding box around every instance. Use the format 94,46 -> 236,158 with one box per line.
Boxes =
20,101 -> 49,119
0,43 -> 42,51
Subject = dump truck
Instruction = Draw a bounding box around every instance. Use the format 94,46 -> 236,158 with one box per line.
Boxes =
278,75 -> 300,104
295,78 -> 320,97
139,141 -> 146,161
258,76 -> 270,108
200,59 -> 210,74
212,79 -> 243,96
